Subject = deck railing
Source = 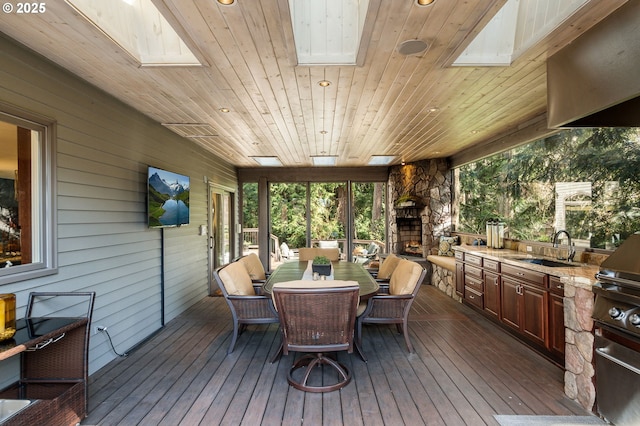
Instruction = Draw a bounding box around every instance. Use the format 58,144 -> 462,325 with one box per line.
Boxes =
243,228 -> 384,262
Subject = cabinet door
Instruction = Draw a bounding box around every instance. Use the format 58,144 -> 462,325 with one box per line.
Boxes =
484,271 -> 500,319
455,262 -> 464,296
549,292 -> 565,360
501,276 -> 520,330
521,283 -> 547,346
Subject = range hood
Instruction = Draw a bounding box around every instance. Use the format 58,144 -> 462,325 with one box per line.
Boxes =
547,0 -> 640,128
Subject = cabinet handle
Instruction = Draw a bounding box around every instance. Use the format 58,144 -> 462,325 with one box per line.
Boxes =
494,278 -> 499,285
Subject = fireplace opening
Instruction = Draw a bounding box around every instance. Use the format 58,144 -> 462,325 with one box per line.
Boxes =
397,218 -> 423,257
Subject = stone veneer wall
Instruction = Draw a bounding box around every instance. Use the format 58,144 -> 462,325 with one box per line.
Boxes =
564,282 -> 596,411
388,159 -> 452,256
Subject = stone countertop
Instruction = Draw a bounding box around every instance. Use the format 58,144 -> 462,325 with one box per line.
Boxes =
453,245 -> 599,291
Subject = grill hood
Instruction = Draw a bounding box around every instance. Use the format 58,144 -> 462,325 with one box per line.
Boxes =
599,234 -> 640,278
547,1 -> 640,128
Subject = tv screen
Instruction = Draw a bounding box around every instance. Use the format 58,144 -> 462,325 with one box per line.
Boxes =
147,166 -> 190,228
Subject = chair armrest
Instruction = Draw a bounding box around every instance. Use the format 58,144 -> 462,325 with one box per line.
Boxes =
375,283 -> 390,294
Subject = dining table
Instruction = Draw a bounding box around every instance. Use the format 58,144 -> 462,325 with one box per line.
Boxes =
262,260 -> 379,299
263,260 -> 379,362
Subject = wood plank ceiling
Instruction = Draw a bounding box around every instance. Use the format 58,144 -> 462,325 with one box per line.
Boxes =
0,0 -> 629,167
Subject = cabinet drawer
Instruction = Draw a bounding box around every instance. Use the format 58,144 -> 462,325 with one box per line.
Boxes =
454,251 -> 464,261
465,286 -> 483,308
465,254 -> 483,267
465,274 -> 483,292
549,276 -> 564,295
465,264 -> 483,279
484,259 -> 500,273
502,264 -> 547,287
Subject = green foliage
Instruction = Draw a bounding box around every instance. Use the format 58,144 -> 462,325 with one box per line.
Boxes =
312,255 -> 330,265
458,128 -> 640,248
243,182 -> 386,249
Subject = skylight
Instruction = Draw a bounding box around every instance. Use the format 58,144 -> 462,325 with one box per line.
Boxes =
453,0 -> 588,66
289,0 -> 369,65
65,0 -> 201,66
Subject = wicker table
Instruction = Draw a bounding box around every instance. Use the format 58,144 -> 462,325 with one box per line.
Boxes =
0,292 -> 94,426
263,260 -> 379,298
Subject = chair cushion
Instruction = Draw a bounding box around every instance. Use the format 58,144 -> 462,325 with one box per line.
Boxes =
389,259 -> 423,295
219,261 -> 256,295
298,247 -> 316,261
240,253 -> 266,280
437,235 -> 459,256
377,254 -> 400,279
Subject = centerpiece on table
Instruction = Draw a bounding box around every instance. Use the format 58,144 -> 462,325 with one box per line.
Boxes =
311,255 -> 332,277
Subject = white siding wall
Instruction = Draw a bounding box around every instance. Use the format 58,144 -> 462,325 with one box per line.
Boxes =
0,34 -> 237,374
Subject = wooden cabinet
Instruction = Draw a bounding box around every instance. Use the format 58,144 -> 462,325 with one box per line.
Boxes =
548,276 -> 565,362
484,271 -> 501,319
454,251 -> 566,365
501,264 -> 548,348
455,261 -> 465,296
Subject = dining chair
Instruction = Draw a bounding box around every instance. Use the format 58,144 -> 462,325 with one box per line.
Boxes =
213,261 -> 279,354
369,253 -> 400,285
298,247 -> 341,261
271,280 -> 360,392
236,252 -> 269,282
356,259 -> 426,355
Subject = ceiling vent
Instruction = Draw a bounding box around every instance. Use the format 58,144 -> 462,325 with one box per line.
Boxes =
161,123 -> 218,138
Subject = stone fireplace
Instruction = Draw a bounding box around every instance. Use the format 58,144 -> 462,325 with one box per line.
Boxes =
388,159 -> 452,257
397,215 -> 423,256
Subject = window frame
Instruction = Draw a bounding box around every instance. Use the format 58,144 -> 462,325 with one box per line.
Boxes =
0,105 -> 57,285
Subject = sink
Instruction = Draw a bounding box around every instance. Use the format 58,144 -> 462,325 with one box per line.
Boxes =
514,258 -> 578,268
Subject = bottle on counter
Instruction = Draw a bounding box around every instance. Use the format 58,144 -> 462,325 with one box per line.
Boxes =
486,220 -> 494,248
0,293 -> 16,341
496,222 -> 505,249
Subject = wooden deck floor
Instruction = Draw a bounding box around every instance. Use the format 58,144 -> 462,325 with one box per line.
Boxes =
83,284 -> 593,425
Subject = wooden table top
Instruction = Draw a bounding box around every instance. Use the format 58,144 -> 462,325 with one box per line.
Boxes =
263,261 -> 379,298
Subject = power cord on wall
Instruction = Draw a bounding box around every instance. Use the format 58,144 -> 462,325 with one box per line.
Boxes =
97,326 -> 128,357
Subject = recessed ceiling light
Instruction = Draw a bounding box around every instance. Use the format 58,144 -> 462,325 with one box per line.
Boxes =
416,0 -> 435,5
428,107 -> 439,112
320,130 -> 328,134
219,107 -> 230,113
251,156 -> 282,167
217,0 -> 234,5
318,80 -> 331,87
311,156 -> 337,166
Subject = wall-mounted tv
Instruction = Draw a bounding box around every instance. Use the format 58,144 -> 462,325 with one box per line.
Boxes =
147,166 -> 190,228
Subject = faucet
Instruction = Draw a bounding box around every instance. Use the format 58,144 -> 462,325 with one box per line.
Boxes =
553,230 -> 576,262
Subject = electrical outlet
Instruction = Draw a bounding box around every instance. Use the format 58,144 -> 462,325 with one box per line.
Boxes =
94,325 -> 107,335
526,246 -> 533,252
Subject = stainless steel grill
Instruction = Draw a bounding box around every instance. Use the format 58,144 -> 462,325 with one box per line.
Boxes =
592,234 -> 640,425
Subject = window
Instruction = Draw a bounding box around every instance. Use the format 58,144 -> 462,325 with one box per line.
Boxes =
0,108 -> 56,284
456,128 -> 640,250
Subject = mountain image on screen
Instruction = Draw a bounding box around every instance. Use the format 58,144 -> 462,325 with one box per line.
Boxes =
148,168 -> 190,227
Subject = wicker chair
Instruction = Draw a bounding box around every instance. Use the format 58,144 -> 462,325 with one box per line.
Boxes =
356,259 -> 426,356
368,253 -> 401,284
213,261 -> 279,354
271,281 -> 360,392
236,252 -> 269,282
